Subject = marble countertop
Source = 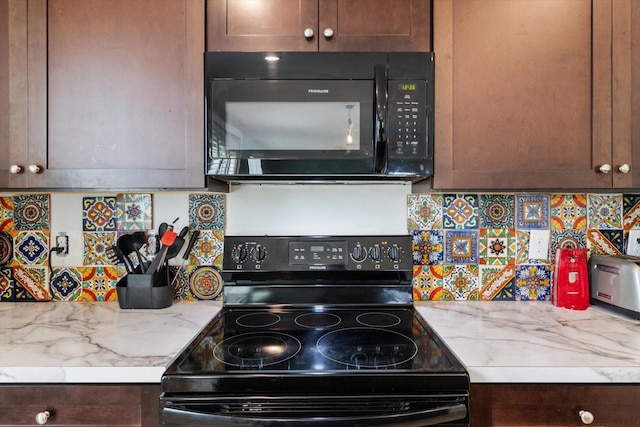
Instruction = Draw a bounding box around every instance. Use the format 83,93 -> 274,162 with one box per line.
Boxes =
1,300 -> 638,384
0,301 -> 221,383
415,301 -> 640,384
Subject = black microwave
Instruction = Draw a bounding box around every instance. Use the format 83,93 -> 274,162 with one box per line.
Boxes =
205,52 -> 434,185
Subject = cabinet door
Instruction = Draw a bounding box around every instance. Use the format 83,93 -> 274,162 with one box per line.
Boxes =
0,0 -> 28,188
612,0 -> 640,188
433,0 -> 612,189
207,0 -> 319,51
207,0 -> 430,52
0,384 -> 160,426
318,0 -> 430,51
25,0 -> 205,189
470,384 -> 640,426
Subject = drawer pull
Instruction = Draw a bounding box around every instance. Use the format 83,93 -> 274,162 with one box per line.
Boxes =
35,410 -> 50,425
579,410 -> 594,425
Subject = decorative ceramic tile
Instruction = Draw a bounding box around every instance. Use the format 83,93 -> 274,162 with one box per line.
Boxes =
192,229 -> 224,267
407,194 -> 443,230
587,229 -> 624,255
0,267 -> 12,301
82,196 -> 118,231
411,230 -> 443,265
14,231 -> 49,265
79,266 -> 120,301
515,194 -> 550,230
189,265 -> 223,300
550,229 -> 587,263
515,230 -> 546,265
189,194 -> 225,230
514,264 -> 551,301
13,194 -> 50,230
623,193 -> 640,230
587,193 -> 623,229
442,264 -> 479,300
0,232 -> 13,266
116,193 -> 152,231
83,232 -> 117,266
0,197 -> 14,231
50,267 -> 83,301
479,265 -> 515,301
412,265 -> 447,301
444,230 -> 478,264
173,265 -> 198,301
11,266 -> 52,301
479,194 -> 514,228
442,194 -> 478,229
478,228 -> 515,265
550,194 -> 587,230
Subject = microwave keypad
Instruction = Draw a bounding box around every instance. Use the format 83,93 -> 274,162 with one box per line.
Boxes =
388,81 -> 427,158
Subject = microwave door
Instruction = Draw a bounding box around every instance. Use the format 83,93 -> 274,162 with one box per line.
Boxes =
207,80 -> 375,177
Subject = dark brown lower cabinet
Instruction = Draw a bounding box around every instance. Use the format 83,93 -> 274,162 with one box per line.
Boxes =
0,384 -> 160,426
471,384 -> 640,426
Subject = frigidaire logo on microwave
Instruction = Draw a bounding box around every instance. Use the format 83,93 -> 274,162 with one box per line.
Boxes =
308,89 -> 329,93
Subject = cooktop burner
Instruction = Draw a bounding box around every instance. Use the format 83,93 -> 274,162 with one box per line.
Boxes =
213,331 -> 301,367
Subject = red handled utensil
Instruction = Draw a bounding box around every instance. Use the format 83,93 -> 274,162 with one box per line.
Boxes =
145,228 -> 177,275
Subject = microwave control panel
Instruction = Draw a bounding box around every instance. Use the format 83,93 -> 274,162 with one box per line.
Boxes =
387,80 -> 428,159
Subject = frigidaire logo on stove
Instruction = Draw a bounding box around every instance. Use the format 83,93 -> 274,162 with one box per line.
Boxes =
308,89 -> 329,94
309,265 -> 327,270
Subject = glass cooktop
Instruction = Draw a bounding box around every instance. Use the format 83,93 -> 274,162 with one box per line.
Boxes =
167,307 -> 467,374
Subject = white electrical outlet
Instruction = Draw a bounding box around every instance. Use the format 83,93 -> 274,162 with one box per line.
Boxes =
627,230 -> 640,257
55,232 -> 69,256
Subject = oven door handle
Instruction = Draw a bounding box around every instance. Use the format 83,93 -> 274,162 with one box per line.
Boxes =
162,403 -> 467,426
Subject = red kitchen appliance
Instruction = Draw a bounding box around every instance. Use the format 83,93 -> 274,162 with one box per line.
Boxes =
553,248 -> 590,310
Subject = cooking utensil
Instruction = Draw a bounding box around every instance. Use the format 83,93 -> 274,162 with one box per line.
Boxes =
166,227 -> 189,261
106,245 -> 133,273
131,231 -> 149,272
145,228 -> 177,275
170,230 -> 200,289
117,234 -> 138,272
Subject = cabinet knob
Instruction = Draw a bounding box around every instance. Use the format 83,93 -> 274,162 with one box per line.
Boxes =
303,27 -> 314,39
578,410 -> 594,424
28,164 -> 42,174
323,27 -> 334,38
9,164 -> 23,174
618,163 -> 631,174
35,411 -> 50,425
598,164 -> 612,174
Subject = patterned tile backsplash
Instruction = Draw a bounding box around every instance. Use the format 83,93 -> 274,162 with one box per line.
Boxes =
409,193 -> 640,301
0,192 -> 225,302
0,190 -> 638,303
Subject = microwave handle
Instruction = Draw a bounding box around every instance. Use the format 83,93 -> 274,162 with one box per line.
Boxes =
374,64 -> 388,173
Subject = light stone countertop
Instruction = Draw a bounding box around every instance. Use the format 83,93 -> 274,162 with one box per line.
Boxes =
415,301 -> 640,384
1,300 -> 638,384
0,301 -> 221,383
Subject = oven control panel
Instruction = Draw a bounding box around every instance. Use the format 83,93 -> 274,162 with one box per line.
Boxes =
223,235 -> 411,271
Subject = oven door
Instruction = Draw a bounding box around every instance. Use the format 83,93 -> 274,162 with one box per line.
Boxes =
206,79 -> 377,178
160,394 -> 468,427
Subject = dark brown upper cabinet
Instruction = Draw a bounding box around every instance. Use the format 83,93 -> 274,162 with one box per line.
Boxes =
433,0 -> 639,190
206,0 -> 431,52
1,0 -> 205,189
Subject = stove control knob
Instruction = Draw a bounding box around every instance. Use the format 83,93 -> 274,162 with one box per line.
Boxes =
231,244 -> 247,263
251,244 -> 266,262
351,243 -> 367,262
369,244 -> 381,261
387,244 -> 401,262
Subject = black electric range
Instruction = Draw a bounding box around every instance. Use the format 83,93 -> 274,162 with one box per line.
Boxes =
161,236 -> 469,427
